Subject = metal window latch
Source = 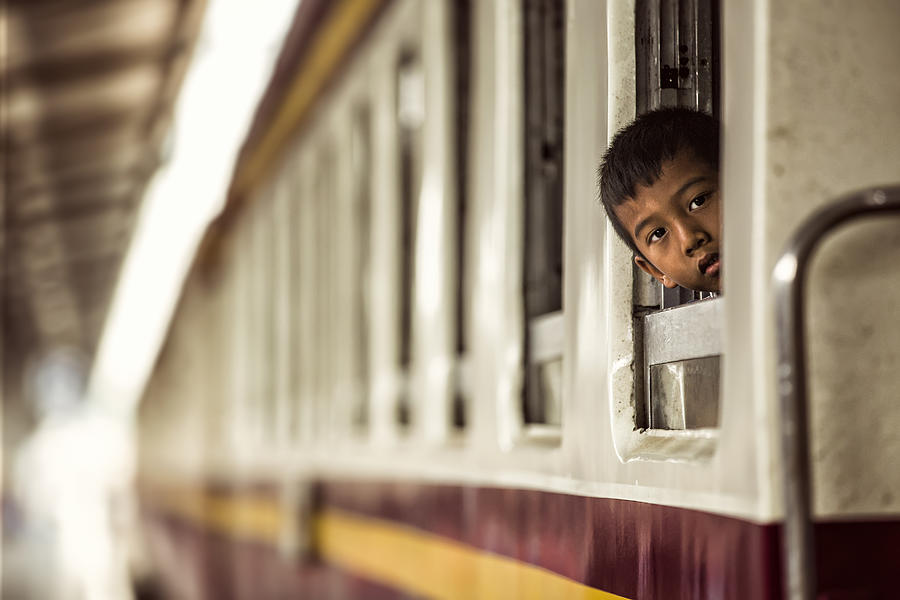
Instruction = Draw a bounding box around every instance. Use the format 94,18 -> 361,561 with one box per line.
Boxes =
661,65 -> 679,88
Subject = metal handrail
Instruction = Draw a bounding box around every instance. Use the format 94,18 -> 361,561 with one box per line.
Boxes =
772,185 -> 900,600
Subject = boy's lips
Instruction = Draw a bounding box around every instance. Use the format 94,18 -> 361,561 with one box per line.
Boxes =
698,252 -> 720,276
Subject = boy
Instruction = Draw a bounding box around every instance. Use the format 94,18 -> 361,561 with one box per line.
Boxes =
598,108 -> 721,293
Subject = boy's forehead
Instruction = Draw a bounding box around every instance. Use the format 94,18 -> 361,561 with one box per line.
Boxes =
633,150 -> 716,198
612,195 -> 645,227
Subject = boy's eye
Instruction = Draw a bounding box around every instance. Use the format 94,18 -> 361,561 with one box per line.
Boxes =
647,227 -> 666,243
689,193 -> 710,211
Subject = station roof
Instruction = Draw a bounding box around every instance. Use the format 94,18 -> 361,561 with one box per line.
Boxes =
2,0 -> 206,398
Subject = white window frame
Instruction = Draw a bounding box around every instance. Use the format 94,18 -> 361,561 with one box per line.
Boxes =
518,0 -> 567,444
607,0 -> 722,463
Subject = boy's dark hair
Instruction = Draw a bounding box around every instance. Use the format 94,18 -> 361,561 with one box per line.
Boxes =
597,107 -> 719,256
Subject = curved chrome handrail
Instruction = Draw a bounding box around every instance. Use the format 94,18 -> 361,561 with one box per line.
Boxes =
772,186 -> 900,600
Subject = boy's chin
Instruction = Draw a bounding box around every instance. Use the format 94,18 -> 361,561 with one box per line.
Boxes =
696,279 -> 721,294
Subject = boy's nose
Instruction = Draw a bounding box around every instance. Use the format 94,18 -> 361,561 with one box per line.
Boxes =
681,226 -> 709,256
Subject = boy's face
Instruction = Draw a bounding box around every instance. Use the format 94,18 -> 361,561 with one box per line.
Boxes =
613,150 -> 721,292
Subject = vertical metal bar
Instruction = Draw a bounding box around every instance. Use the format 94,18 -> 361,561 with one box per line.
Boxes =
635,0 -> 661,114
641,315 -> 653,428
649,0 -> 661,111
634,0 -> 663,308
772,186 -> 900,600
659,0 -> 677,106
695,0 -> 714,114
677,0 -> 696,108
661,283 -> 696,308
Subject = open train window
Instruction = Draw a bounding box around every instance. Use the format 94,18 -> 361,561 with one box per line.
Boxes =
293,152 -> 318,445
265,196 -> 280,440
272,179 -> 293,445
250,195 -> 274,443
522,0 -> 565,434
231,221 -> 254,446
315,144 -> 336,437
632,0 -> 721,432
452,0 -> 472,432
287,156 -> 305,444
395,49 -> 424,429
351,105 -> 372,431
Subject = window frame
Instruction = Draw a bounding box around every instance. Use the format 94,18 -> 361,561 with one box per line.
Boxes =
610,0 -> 722,461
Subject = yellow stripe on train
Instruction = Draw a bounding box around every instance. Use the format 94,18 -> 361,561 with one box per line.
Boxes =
147,487 -> 630,600
232,0 -> 385,200
145,487 -> 285,547
315,508 -> 630,600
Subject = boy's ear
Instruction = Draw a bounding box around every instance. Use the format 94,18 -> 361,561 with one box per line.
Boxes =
634,255 -> 679,289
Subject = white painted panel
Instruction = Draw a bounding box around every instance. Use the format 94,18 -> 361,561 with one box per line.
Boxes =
764,0 -> 900,518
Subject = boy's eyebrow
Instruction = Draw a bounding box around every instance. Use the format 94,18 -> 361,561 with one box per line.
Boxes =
633,216 -> 652,242
670,175 -> 710,201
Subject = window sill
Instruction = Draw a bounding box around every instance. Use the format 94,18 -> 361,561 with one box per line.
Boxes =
621,427 -> 718,463
518,423 -> 562,447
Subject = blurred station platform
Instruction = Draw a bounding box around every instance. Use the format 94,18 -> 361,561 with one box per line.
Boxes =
2,1 -> 295,598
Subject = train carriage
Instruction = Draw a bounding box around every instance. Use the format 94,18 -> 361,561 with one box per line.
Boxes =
137,0 -> 900,598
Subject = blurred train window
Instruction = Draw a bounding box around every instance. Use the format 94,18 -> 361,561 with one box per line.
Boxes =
272,181 -> 292,445
262,192 -> 279,440
633,0 -> 721,431
351,106 -> 372,431
249,200 -> 270,442
315,145 -> 336,437
287,162 -> 304,443
522,0 -> 565,430
396,49 -> 424,428
231,223 -> 253,446
294,155 -> 318,445
452,0 -> 472,431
